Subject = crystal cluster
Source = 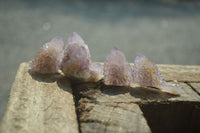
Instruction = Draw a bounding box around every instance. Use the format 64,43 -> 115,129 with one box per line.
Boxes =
30,32 -> 103,82
132,54 -> 181,94
30,32 -> 181,95
30,37 -> 64,74
61,32 -> 103,81
104,47 -> 132,86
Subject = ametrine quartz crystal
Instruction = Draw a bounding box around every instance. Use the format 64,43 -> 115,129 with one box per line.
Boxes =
104,47 -> 132,86
30,37 -> 64,74
132,54 -> 181,95
61,32 -> 103,82
89,62 -> 103,82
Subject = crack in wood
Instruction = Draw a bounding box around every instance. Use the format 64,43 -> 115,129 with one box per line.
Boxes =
185,82 -> 200,96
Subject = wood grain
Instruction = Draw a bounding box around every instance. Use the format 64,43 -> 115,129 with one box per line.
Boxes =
156,64 -> 200,82
188,83 -> 200,95
1,62 -> 200,133
80,102 -> 151,133
72,80 -> 200,133
0,63 -> 78,133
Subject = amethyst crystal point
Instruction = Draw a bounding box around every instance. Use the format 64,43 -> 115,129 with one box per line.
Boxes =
89,63 -> 103,82
104,47 -> 132,86
30,37 -> 64,74
133,54 -> 181,95
50,36 -> 64,47
61,32 -> 92,80
68,32 -> 85,45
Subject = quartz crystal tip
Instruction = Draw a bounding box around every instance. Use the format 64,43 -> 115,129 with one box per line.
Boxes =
61,32 -> 92,80
89,63 -> 103,82
68,32 -> 85,45
104,47 -> 132,86
50,36 -> 64,47
30,37 -> 64,74
133,54 -> 181,95
61,32 -> 103,82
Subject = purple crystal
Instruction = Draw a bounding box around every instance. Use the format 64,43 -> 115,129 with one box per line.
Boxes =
68,32 -> 85,45
89,63 -> 103,82
50,36 -> 64,47
133,54 -> 181,95
30,37 -> 64,74
104,47 -> 132,86
61,32 -> 102,81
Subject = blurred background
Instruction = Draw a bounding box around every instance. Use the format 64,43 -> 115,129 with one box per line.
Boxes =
0,0 -> 200,121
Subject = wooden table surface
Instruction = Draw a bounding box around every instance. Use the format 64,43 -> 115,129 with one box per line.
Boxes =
0,62 -> 200,133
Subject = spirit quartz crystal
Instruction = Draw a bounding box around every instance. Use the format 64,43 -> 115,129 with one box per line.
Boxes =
104,47 -> 133,86
30,37 -> 64,74
61,32 -> 103,82
132,54 -> 181,95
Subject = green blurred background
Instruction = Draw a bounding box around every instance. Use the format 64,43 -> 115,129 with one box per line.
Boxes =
0,0 -> 200,121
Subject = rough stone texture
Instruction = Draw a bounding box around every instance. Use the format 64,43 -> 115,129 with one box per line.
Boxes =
61,32 -> 102,82
104,47 -> 132,86
30,37 -> 64,74
61,32 -> 91,80
132,54 -> 181,95
0,63 -> 78,133
133,54 -> 164,87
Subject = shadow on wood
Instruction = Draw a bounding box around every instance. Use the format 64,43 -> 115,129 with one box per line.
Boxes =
57,77 -> 73,94
139,102 -> 200,133
97,81 -> 177,100
128,87 -> 178,100
29,70 -> 63,83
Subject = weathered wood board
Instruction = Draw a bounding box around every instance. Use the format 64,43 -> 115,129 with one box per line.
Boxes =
189,83 -> 200,95
0,63 -> 78,133
157,64 -> 200,82
72,64 -> 200,133
1,62 -> 200,133
72,81 -> 200,133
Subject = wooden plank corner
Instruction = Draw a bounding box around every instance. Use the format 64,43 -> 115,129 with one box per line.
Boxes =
0,62 -> 79,133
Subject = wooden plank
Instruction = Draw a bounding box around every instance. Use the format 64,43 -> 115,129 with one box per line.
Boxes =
73,83 -> 151,133
157,64 -> 200,82
0,63 -> 78,133
72,81 -> 200,133
188,83 -> 200,95
168,82 -> 200,102
73,82 -> 200,104
79,101 -> 151,133
1,62 -> 200,133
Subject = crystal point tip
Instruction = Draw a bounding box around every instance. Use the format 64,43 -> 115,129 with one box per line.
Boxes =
68,32 -> 85,45
51,36 -> 64,47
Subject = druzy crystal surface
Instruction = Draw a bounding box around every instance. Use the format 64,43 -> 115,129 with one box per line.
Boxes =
30,37 -> 64,74
89,62 -> 103,82
104,47 -> 132,86
132,54 -> 181,95
61,32 -> 103,81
